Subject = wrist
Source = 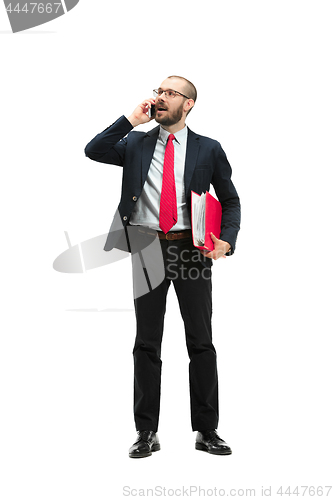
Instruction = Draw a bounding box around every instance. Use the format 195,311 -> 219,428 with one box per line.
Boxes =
222,241 -> 231,254
127,114 -> 140,128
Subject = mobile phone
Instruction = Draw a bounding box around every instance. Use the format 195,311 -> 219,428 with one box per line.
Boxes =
148,104 -> 155,119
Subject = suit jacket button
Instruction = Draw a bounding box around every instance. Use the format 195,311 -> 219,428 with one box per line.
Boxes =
123,216 -> 128,221
133,196 -> 137,201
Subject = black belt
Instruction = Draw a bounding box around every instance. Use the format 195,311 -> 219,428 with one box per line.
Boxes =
156,229 -> 192,240
137,227 -> 192,240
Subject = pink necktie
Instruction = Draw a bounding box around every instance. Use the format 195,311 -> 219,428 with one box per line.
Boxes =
159,134 -> 178,234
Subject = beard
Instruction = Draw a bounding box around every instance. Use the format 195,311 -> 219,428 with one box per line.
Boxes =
154,101 -> 184,126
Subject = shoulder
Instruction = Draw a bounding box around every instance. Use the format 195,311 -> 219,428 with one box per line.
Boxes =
188,128 -> 223,150
188,128 -> 229,164
126,124 -> 160,142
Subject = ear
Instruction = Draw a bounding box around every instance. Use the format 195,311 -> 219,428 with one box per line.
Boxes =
185,99 -> 194,113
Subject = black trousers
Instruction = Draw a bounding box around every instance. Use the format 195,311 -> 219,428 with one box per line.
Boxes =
131,232 -> 219,432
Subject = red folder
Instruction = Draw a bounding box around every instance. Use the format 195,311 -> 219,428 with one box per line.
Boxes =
191,191 -> 222,251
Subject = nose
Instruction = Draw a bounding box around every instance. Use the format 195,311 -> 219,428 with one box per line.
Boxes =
156,94 -> 166,106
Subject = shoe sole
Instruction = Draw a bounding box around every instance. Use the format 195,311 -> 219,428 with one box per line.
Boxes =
195,442 -> 232,455
129,443 -> 161,458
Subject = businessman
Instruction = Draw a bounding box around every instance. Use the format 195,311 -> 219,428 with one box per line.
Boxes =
84,76 -> 241,458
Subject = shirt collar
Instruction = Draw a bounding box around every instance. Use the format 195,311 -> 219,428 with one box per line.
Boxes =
159,124 -> 187,145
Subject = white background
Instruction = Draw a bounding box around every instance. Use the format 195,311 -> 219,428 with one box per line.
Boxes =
1,1 -> 332,499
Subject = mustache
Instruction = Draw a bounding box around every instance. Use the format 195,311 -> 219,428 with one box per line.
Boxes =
156,103 -> 168,110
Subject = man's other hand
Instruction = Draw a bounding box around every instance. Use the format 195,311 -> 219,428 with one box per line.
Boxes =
127,98 -> 156,127
200,233 -> 231,260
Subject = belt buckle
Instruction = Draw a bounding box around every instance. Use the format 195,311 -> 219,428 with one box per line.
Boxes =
166,233 -> 174,240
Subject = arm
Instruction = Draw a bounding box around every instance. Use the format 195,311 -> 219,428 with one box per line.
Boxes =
84,115 -> 133,166
210,144 -> 241,256
84,98 -> 155,165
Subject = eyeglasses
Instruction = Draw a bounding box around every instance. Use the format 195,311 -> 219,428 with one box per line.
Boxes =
153,88 -> 191,99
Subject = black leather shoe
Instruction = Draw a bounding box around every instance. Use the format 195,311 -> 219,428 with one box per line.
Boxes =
195,430 -> 232,455
129,430 -> 160,458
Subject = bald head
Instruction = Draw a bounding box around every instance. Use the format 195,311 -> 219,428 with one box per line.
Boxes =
166,76 -> 197,113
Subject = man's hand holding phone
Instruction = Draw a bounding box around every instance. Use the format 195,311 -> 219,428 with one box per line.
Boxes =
127,98 -> 155,127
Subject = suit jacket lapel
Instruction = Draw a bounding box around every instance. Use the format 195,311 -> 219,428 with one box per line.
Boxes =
141,125 -> 200,196
141,125 -> 160,187
184,128 -> 200,197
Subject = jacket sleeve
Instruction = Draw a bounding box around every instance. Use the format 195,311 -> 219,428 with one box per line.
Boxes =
211,143 -> 241,255
84,115 -> 134,166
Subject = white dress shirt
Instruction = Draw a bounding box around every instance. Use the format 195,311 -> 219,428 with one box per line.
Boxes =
129,124 -> 191,231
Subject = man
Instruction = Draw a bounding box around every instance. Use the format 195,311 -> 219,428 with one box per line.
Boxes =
84,76 -> 241,458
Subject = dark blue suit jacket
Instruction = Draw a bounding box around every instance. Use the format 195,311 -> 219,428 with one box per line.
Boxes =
84,115 -> 241,255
